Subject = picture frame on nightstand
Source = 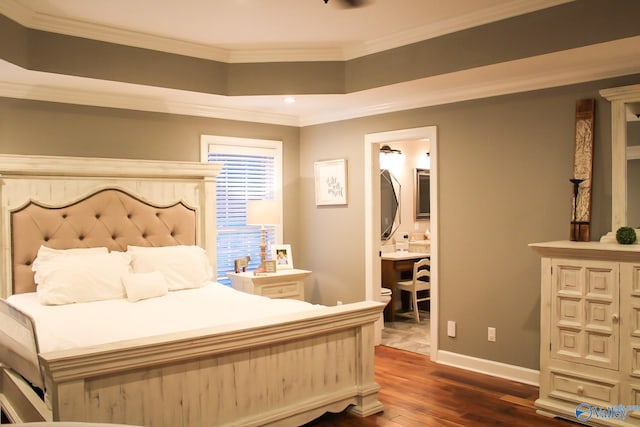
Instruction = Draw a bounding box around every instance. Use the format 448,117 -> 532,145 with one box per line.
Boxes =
264,260 -> 277,273
271,244 -> 293,270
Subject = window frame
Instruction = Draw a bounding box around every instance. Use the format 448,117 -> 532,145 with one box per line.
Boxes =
201,135 -> 283,282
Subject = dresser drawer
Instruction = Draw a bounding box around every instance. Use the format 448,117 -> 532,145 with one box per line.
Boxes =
549,371 -> 619,406
259,281 -> 303,299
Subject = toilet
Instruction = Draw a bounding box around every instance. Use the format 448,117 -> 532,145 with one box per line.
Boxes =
380,287 -> 392,306
380,288 -> 392,328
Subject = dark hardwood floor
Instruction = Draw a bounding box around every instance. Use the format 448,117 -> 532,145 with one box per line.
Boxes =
305,345 -> 576,426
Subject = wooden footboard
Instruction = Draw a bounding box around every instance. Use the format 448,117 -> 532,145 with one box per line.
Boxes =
18,301 -> 384,427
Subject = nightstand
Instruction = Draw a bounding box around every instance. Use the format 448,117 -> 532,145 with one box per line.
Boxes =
226,269 -> 311,301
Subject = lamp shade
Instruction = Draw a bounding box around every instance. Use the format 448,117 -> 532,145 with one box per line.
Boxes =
246,199 -> 280,225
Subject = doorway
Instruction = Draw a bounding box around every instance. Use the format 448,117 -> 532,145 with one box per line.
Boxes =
364,126 -> 438,360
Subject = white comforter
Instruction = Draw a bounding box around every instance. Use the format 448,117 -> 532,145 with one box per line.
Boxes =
7,282 -> 320,353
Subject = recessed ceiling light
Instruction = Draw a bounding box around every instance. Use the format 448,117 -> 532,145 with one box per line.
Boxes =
284,97 -> 296,104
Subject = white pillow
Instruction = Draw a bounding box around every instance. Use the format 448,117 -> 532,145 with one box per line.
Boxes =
35,251 -> 131,305
122,271 -> 169,302
127,245 -> 212,290
32,245 -> 109,283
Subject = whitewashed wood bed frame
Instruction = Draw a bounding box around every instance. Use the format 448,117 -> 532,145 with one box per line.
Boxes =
0,154 -> 384,426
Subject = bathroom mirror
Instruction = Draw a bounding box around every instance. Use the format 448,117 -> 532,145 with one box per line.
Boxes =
600,84 -> 640,231
415,168 -> 430,220
381,169 -> 401,240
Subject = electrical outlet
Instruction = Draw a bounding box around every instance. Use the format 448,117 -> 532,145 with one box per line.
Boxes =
488,327 -> 496,342
337,300 -> 343,305
447,321 -> 456,337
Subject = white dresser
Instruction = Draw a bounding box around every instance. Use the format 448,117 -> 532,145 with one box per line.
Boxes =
226,269 -> 311,301
531,241 -> 640,425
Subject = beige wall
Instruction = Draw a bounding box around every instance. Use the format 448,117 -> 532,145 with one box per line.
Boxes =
299,74 -> 640,370
0,98 -> 302,252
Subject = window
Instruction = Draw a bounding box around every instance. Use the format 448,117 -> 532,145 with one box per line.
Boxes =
201,136 -> 282,285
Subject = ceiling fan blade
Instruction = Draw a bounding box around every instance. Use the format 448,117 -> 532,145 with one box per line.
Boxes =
343,0 -> 368,6
325,0 -> 371,8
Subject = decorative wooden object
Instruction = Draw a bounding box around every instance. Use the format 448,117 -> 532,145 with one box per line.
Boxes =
570,99 -> 595,241
234,256 -> 251,273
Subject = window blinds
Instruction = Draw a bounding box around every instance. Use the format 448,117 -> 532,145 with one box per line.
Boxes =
207,152 -> 277,285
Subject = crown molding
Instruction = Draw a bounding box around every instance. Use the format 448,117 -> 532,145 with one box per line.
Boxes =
1,0 -> 572,63
228,47 -> 346,63
600,84 -> 640,102
0,81 -> 300,126
0,0 -> 231,62
343,0 -> 573,60
1,36 -> 638,127
299,37 -> 640,125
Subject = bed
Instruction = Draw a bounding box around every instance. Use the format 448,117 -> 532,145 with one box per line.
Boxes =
0,154 -> 384,426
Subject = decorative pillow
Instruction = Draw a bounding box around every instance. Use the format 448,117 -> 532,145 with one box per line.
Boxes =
35,251 -> 131,305
32,245 -> 109,283
122,271 -> 169,302
127,245 -> 213,290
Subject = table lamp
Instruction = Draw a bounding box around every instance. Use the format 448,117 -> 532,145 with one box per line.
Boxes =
246,199 -> 280,269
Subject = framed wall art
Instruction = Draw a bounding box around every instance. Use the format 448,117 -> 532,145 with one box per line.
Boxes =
314,159 -> 348,206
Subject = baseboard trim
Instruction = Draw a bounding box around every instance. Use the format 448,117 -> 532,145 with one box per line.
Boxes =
434,350 -> 540,386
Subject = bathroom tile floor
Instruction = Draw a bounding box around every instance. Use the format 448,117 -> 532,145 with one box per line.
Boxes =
381,311 -> 430,355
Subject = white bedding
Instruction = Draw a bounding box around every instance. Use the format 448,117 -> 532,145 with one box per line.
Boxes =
7,282 -> 320,353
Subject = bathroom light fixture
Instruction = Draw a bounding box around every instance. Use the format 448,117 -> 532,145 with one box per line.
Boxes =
380,145 -> 401,156
379,145 -> 405,172
419,152 -> 431,170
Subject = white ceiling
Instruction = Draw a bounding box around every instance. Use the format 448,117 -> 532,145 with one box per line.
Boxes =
1,0 -> 639,126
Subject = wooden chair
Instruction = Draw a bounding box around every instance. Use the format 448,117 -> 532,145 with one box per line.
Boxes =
396,258 -> 430,322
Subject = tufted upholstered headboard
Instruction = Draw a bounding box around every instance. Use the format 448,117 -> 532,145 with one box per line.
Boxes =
11,189 -> 197,294
0,154 -> 222,298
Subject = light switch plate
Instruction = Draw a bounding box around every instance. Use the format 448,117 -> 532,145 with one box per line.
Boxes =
447,321 -> 456,337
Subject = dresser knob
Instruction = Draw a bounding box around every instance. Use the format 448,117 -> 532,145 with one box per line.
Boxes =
577,386 -> 584,395
612,314 -> 619,323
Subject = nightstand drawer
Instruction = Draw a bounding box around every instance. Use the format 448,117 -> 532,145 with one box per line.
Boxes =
227,269 -> 311,301
259,281 -> 303,299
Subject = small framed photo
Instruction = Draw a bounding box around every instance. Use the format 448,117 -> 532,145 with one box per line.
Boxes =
314,159 -> 348,206
271,244 -> 293,270
264,260 -> 277,273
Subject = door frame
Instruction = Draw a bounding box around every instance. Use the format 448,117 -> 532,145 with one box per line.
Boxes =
364,126 -> 439,359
